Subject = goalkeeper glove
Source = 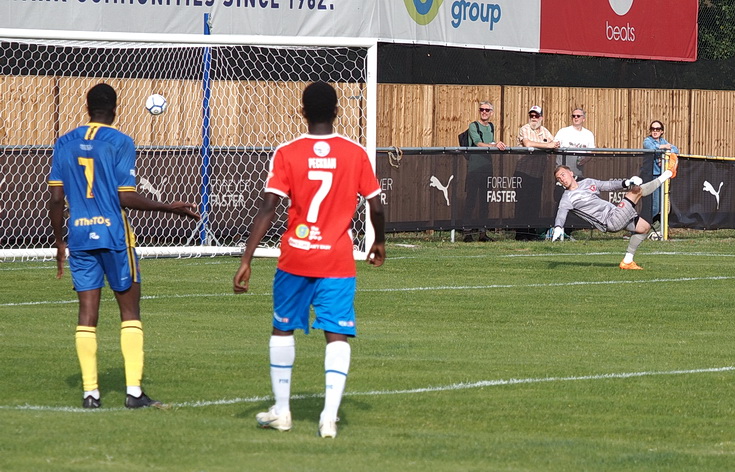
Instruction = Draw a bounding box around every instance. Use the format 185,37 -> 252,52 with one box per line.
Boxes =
552,226 -> 564,242
624,176 -> 643,188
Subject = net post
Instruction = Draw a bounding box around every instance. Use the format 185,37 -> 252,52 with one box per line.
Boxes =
199,13 -> 213,245
358,41 -> 378,259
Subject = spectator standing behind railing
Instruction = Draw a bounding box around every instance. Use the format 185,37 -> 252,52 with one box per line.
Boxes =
641,120 -> 679,233
463,101 -> 507,242
553,108 -> 596,237
554,108 -> 596,179
514,105 -> 559,240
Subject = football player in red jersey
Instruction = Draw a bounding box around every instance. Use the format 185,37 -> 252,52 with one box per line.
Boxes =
234,82 -> 385,438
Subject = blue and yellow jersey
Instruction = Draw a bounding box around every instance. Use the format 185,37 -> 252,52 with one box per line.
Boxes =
48,123 -> 137,251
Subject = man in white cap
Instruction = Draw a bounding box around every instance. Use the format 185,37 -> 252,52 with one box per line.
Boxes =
518,106 -> 560,150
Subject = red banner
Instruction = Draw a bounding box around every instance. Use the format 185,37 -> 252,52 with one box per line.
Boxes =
540,0 -> 698,62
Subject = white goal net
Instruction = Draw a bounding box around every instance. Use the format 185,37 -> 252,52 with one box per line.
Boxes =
0,31 -> 377,261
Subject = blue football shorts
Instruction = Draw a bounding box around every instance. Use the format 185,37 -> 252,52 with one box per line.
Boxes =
68,247 -> 140,292
272,268 -> 357,336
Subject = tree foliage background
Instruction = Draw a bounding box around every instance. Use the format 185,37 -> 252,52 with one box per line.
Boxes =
699,0 -> 735,60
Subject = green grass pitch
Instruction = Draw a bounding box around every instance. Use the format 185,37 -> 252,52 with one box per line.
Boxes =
2,235 -> 734,471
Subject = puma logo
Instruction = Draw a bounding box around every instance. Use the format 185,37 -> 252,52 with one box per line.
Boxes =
430,175 -> 454,206
702,180 -> 724,209
139,176 -> 167,201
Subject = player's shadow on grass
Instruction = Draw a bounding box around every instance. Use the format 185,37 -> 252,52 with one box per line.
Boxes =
64,367 -> 126,394
236,393 -> 372,429
546,261 -> 616,269
237,395 -> 332,423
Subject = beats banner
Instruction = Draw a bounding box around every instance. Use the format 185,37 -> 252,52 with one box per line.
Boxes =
1,0 -> 699,62
540,0 -> 698,62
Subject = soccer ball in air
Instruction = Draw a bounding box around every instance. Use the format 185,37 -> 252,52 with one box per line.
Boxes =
145,94 -> 167,115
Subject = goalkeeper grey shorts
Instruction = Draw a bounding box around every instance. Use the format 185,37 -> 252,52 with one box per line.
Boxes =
605,197 -> 638,233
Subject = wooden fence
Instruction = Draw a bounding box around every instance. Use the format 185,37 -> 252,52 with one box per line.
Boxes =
378,84 -> 735,157
0,76 -> 365,147
2,75 -> 734,157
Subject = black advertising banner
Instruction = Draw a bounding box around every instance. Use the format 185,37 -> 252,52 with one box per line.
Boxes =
375,150 -> 647,232
3,149 -> 733,250
0,148 -> 274,248
132,148 -> 286,245
669,157 -> 735,230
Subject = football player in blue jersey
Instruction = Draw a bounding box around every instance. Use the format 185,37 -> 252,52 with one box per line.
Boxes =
48,83 -> 199,409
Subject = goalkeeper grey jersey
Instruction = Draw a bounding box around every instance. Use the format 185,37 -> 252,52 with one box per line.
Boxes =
555,178 -> 626,231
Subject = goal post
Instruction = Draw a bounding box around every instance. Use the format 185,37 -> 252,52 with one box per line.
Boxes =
0,29 -> 378,262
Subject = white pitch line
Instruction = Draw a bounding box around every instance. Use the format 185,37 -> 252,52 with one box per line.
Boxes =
2,276 -> 734,307
361,276 -> 735,292
0,264 -> 60,271
3,250 -> 732,271
391,251 -> 735,260
0,292 -> 250,307
2,366 -> 732,413
500,251 -> 735,258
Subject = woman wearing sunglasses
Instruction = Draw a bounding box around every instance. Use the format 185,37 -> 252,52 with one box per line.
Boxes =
641,121 -> 679,233
644,121 -> 679,155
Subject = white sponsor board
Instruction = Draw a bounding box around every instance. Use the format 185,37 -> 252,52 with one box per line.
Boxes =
0,0 -> 696,60
1,0 -> 539,52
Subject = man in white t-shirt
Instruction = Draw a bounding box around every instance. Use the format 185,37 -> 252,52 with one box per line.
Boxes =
555,108 -> 596,179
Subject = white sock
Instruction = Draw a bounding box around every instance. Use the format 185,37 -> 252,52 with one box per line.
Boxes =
321,341 -> 350,423
625,233 -> 647,262
127,386 -> 142,397
269,335 -> 295,415
84,389 -> 100,400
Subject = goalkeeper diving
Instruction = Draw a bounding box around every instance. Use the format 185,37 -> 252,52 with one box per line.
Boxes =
551,154 -> 678,270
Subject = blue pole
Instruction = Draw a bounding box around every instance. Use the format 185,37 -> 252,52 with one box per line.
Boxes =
200,13 -> 212,245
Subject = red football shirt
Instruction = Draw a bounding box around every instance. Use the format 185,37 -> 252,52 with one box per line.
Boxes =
265,133 -> 381,278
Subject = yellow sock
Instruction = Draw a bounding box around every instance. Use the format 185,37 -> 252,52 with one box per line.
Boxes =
120,320 -> 144,388
75,326 -> 98,392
